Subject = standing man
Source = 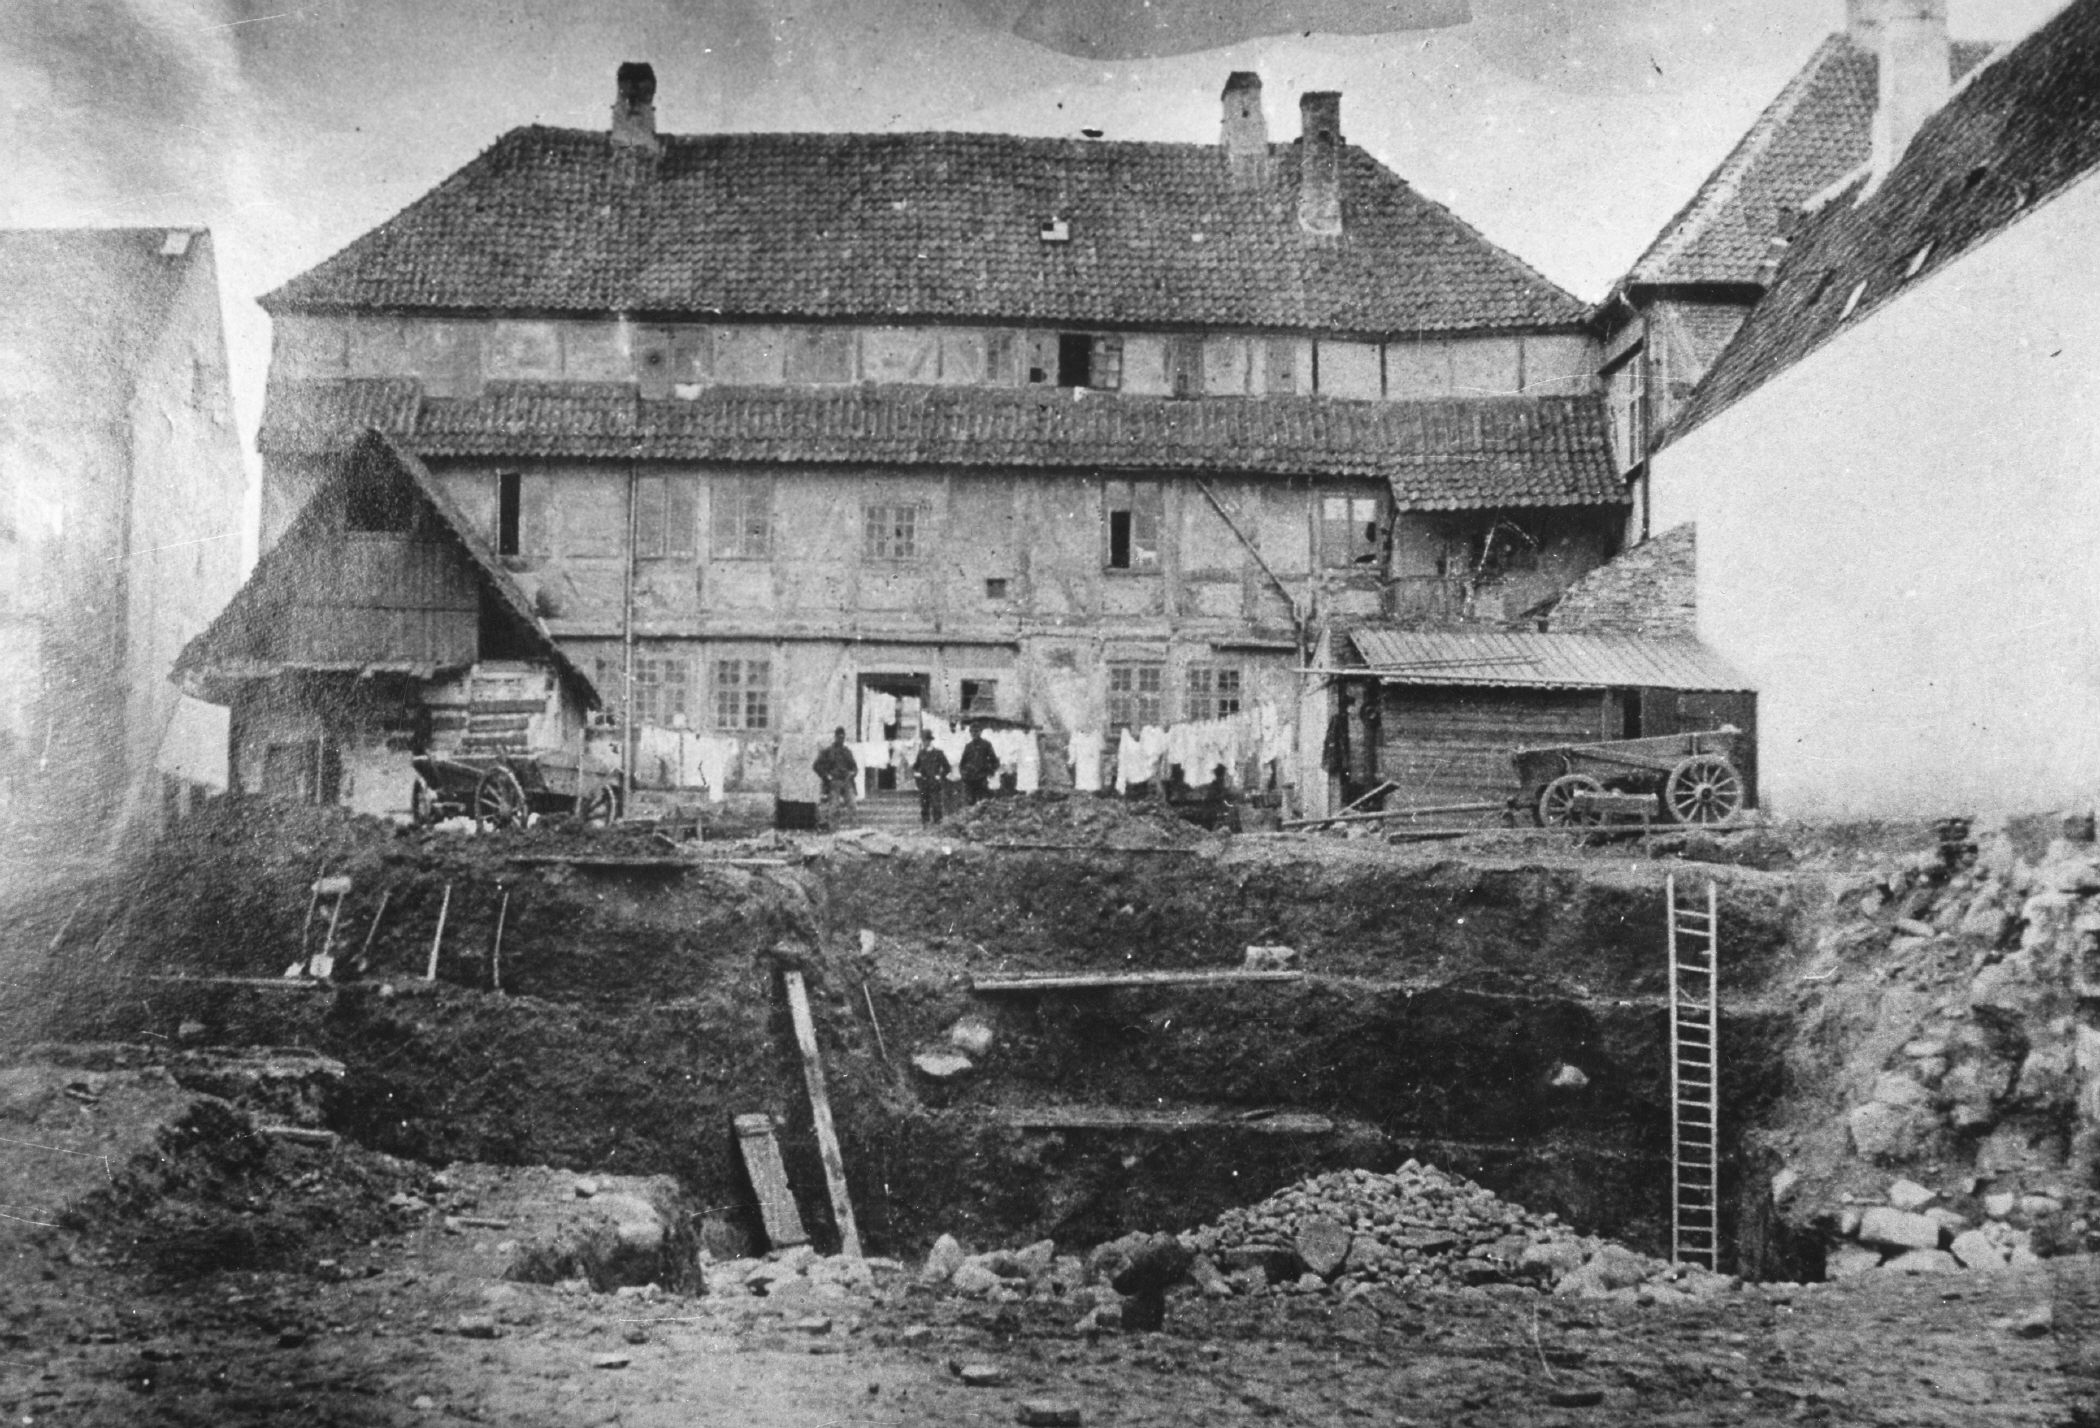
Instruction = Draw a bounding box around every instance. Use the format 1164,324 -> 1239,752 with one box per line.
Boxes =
911,729 -> 951,825
814,727 -> 859,829
959,722 -> 999,806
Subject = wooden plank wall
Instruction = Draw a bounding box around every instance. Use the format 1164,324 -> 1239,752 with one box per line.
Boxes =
1372,686 -> 1611,808
279,537 -> 478,667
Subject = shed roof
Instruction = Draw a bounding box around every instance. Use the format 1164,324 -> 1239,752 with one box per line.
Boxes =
1621,35 -> 1997,290
1345,627 -> 1750,691
260,378 -> 1627,511
1673,0 -> 2100,440
262,126 -> 1586,335
179,428 -> 598,702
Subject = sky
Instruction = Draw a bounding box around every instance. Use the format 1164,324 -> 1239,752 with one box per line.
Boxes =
0,0 -> 2071,553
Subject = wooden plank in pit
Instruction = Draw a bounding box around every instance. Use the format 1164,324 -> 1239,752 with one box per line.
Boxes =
782,970 -> 863,1258
971,969 -> 1304,993
732,1112 -> 808,1249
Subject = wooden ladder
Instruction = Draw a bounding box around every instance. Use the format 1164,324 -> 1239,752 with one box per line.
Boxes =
1666,874 -> 1720,1271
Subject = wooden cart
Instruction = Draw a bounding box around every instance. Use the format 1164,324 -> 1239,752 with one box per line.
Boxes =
410,750 -> 620,831
1510,727 -> 1747,828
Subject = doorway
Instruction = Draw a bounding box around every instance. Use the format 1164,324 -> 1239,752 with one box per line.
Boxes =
857,673 -> 929,791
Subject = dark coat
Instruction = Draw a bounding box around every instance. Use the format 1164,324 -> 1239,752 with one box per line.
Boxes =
959,735 -> 999,782
912,744 -> 951,784
814,742 -> 858,782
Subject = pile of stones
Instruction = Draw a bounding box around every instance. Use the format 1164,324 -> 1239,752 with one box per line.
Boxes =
1180,1161 -> 1733,1302
1822,1175 -> 2052,1279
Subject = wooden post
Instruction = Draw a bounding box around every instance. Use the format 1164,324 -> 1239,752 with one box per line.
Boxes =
355,890 -> 391,973
490,888 -> 509,993
425,884 -> 452,981
782,970 -> 862,1259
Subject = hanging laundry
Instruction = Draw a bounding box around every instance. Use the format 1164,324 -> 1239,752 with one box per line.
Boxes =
1138,725 -> 1170,785
1015,732 -> 1041,793
1068,730 -> 1105,793
1115,728 -> 1147,793
691,735 -> 738,803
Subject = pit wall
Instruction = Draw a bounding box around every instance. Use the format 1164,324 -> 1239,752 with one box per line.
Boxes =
4,805 -> 1806,1270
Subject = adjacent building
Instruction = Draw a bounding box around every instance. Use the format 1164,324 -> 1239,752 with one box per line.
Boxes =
1648,0 -> 2100,816
0,227 -> 248,832
1593,0 -> 1997,540
254,66 -> 1623,818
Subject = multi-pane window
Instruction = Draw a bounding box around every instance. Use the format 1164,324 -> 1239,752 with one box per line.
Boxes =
711,477 -> 772,558
634,655 -> 690,727
713,659 -> 771,730
634,474 -> 697,558
1104,480 -> 1162,572
1107,663 -> 1164,732
863,504 -> 919,562
1319,493 -> 1383,568
1185,666 -> 1243,722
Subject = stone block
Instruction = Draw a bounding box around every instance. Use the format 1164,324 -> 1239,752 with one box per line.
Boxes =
921,1233 -> 966,1284
1887,1178 -> 1937,1211
951,1262 -> 1003,1296
1858,1206 -> 1943,1251
1585,1243 -> 1654,1291
1826,1245 -> 1883,1280
1293,1218 -> 1353,1280
1871,1071 -> 1931,1107
1849,1101 -> 1931,1161
913,1050 -> 974,1081
1985,1192 -> 2018,1219
947,1018 -> 996,1057
1882,1248 -> 1959,1274
1949,1230 -> 2009,1269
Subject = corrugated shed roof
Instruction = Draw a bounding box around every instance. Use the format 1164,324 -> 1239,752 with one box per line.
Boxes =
179,428 -> 597,703
1623,36 -> 1997,289
260,378 -> 1628,511
1346,626 -> 1750,691
262,127 -> 1586,335
1674,1 -> 2100,439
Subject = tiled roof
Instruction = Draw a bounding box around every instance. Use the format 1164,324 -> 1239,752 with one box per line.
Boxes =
1347,626 -> 1750,691
1674,0 -> 2100,439
0,228 -> 200,406
259,379 -> 1627,511
1545,523 -> 1696,638
262,127 -> 1586,335
180,429 -> 597,702
1623,35 -> 1997,289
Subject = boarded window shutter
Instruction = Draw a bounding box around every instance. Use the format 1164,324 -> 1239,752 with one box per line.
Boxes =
666,476 -> 696,558
636,327 -> 675,399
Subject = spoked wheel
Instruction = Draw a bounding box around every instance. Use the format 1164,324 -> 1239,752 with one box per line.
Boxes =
1664,754 -> 1745,826
575,784 -> 619,828
473,766 -> 528,832
1535,773 -> 1605,827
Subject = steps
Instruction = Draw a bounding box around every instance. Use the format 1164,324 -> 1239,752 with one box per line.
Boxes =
1667,874 -> 1720,1271
840,791 -> 920,832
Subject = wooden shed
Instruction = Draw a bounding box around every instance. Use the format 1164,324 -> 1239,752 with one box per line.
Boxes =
177,429 -> 598,817
1325,626 -> 1757,812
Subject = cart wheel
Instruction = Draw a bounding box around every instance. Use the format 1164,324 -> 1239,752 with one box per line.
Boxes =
577,785 -> 618,828
473,766 -> 527,832
1536,773 -> 1605,827
1664,754 -> 1745,826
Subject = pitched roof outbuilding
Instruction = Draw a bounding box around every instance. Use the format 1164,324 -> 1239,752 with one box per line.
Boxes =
263,127 -> 1586,335
1346,626 -> 1750,692
1673,0 -> 2100,438
260,378 -> 1627,512
1622,35 -> 1996,290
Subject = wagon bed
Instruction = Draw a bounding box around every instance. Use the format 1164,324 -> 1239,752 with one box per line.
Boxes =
1510,727 -> 1746,828
411,750 -> 619,830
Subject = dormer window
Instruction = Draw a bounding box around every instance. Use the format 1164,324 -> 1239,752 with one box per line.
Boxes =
1904,242 -> 1934,279
1040,217 -> 1071,243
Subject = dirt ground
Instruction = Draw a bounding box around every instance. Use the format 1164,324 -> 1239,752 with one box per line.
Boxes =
2,1194 -> 2095,1428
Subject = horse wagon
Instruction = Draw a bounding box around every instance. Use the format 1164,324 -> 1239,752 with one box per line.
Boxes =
1510,727 -> 1747,828
410,749 -> 620,830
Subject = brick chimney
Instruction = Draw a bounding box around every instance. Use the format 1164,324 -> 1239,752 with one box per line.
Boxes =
1297,91 -> 1342,238
1858,0 -> 1951,192
1221,72 -> 1268,188
611,62 -> 659,151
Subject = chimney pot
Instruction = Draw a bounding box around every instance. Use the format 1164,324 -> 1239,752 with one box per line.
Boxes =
1221,71 -> 1269,187
1298,91 -> 1343,239
612,61 -> 659,151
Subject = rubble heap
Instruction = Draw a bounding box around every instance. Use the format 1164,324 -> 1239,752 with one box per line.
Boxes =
947,792 -> 1204,849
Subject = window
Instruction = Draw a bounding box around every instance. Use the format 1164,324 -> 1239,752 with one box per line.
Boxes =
961,679 -> 999,717
863,504 -> 919,562
714,659 -> 771,730
634,655 -> 690,727
635,474 -> 697,558
1185,666 -> 1242,721
1104,480 -> 1162,572
711,477 -> 772,558
1107,663 -> 1164,732
986,330 -> 1022,385
1319,493 -> 1382,568
984,577 -> 1010,600
1057,333 -> 1092,388
1166,335 -> 1204,398
497,472 -> 521,556
1088,334 -> 1123,391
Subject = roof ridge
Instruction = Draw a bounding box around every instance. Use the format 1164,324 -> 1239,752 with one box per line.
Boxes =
1623,33 -> 1854,290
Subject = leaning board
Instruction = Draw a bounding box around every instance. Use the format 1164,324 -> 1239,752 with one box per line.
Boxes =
732,1112 -> 809,1249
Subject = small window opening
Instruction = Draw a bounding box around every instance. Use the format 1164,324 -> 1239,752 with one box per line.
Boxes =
984,577 -> 1009,600
1057,333 -> 1093,388
1109,510 -> 1132,568
961,679 -> 999,717
1040,217 -> 1071,242
497,472 -> 521,556
1904,242 -> 1934,279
